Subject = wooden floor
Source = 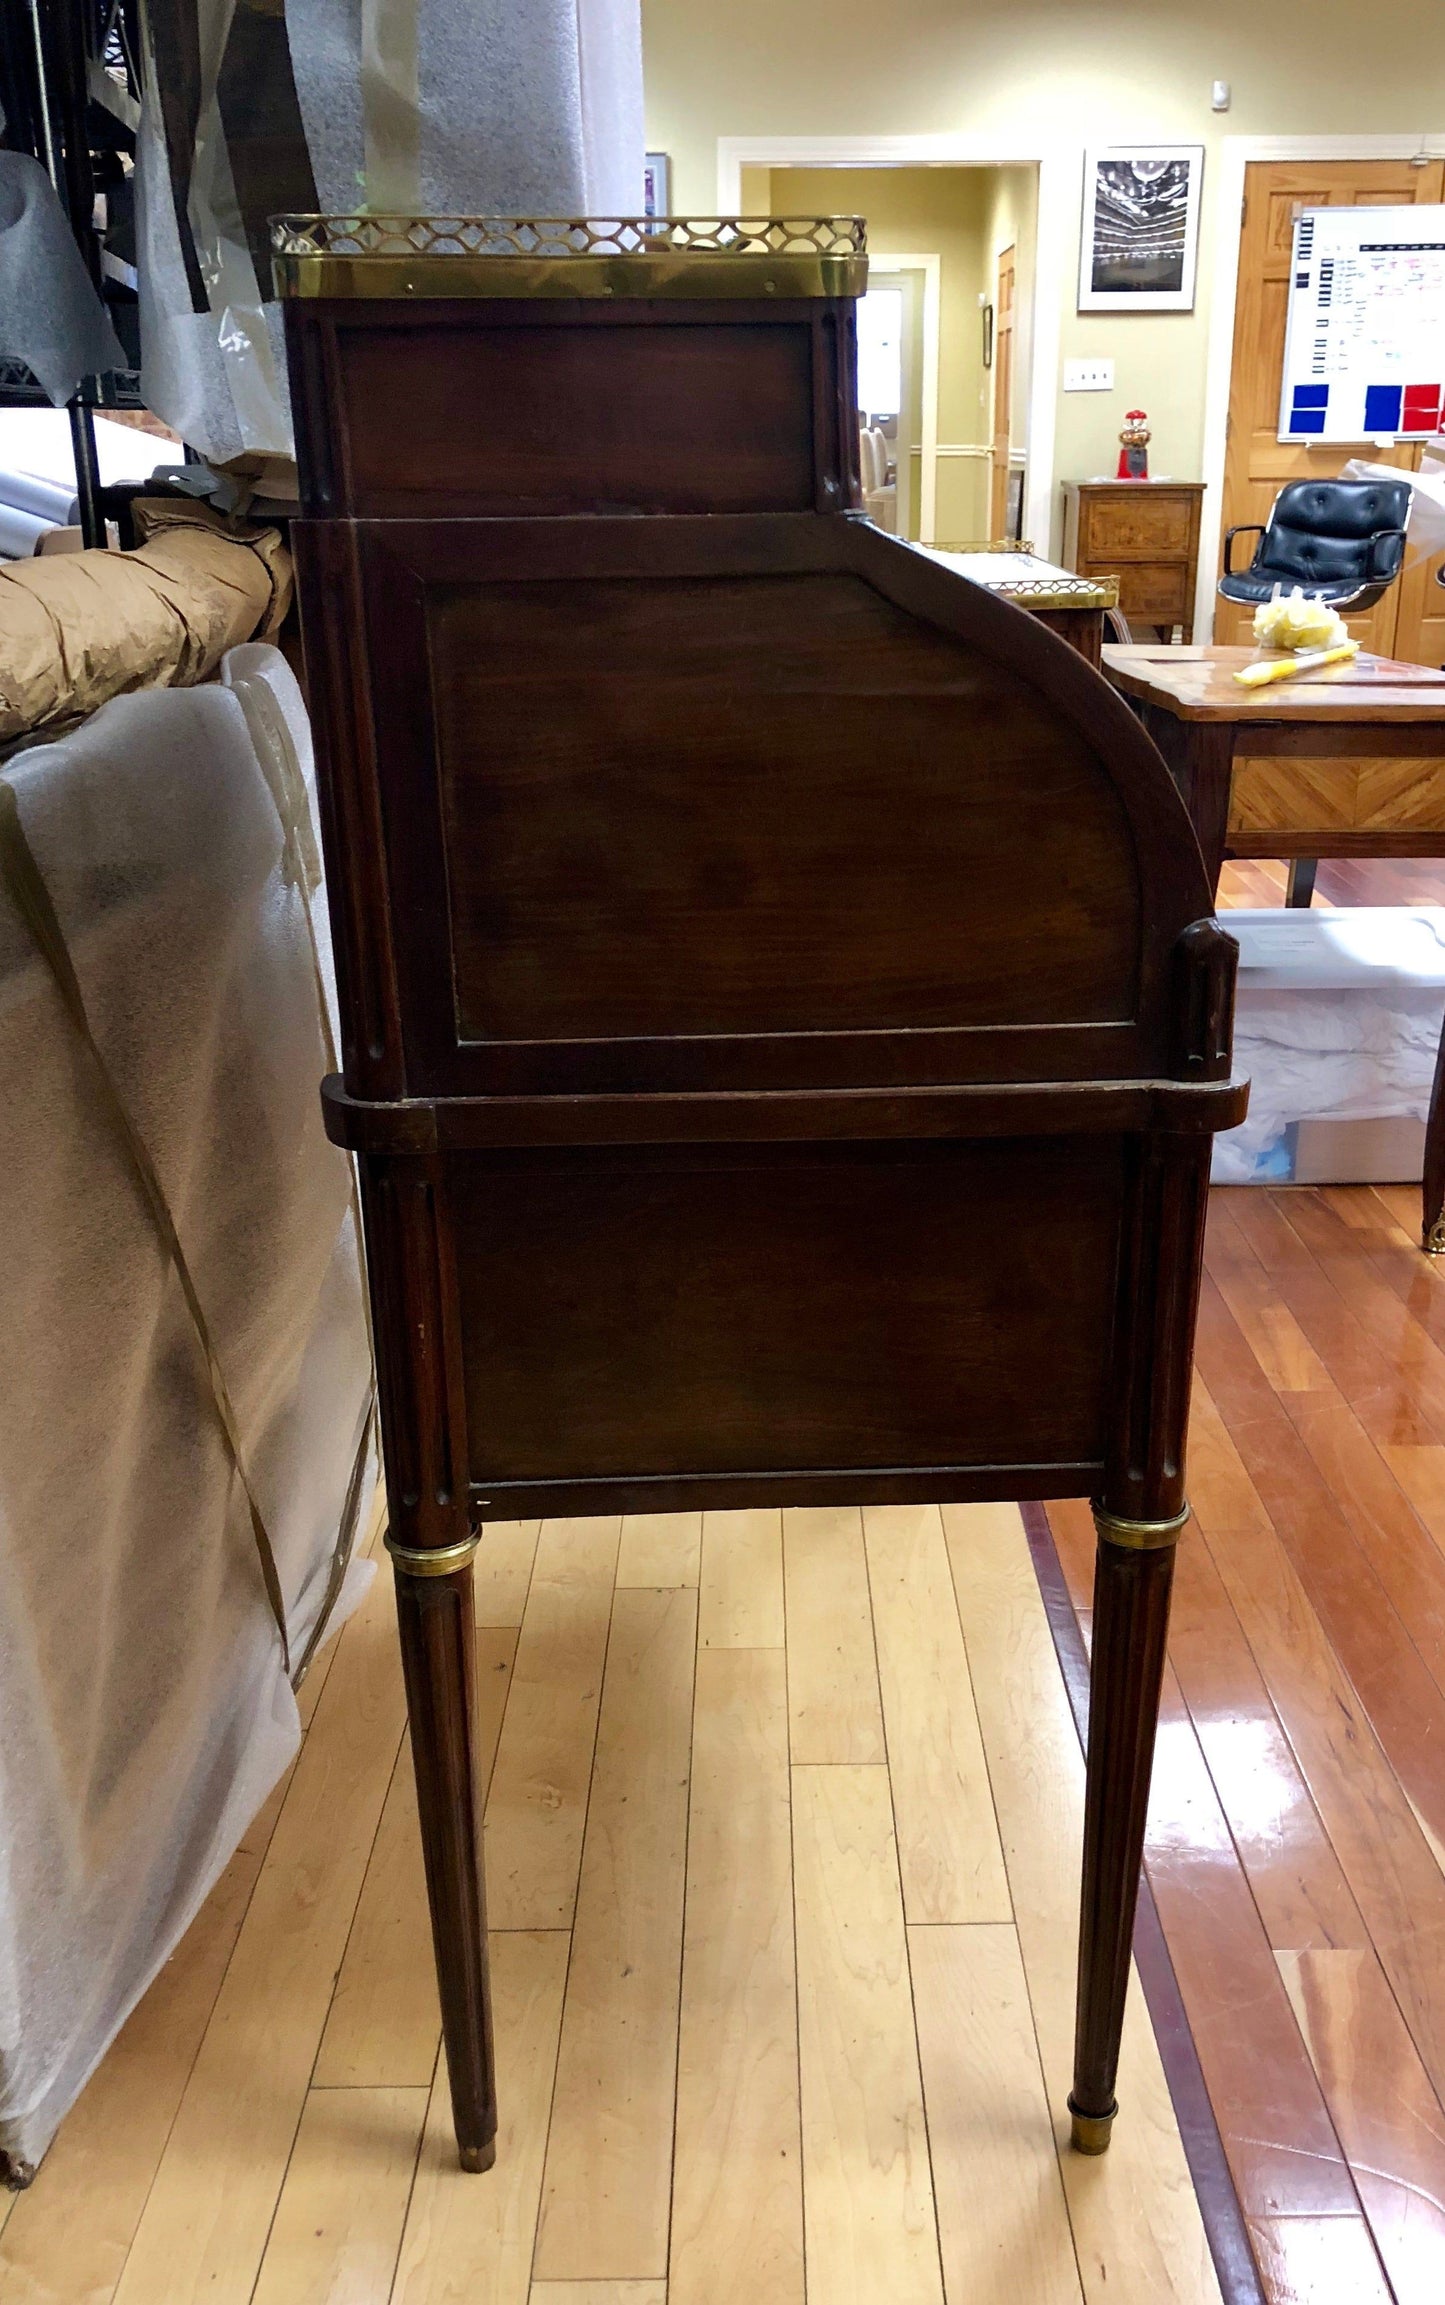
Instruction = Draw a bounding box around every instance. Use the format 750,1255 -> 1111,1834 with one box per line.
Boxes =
0,1490 -> 1222,2305
1049,1177 -> 1445,2305
5,856 -> 1445,2305
1044,854 -> 1445,2305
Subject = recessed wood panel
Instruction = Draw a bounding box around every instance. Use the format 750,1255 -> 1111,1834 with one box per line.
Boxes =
1116,565 -> 1191,622
1085,498 -> 1195,558
429,573 -> 1141,1043
336,318 -> 818,514
454,1138 -> 1122,1486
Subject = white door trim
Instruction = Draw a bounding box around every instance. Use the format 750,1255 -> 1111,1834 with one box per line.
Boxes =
717,134 -> 1067,554
1198,132 -> 1445,644
869,251 -> 941,539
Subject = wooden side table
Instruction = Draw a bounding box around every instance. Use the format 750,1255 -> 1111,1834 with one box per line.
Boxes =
921,544 -> 1118,667
1063,480 -> 1205,643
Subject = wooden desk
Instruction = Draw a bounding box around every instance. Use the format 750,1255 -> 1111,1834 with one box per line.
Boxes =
1104,644 -> 1445,897
1063,481 -> 1205,642
279,218 -> 1244,2177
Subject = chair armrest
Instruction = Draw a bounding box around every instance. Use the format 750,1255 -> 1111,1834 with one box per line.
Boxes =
1222,524 -> 1264,576
1368,527 -> 1407,581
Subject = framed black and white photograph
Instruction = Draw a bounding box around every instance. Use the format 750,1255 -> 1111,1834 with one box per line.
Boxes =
643,152 -> 671,219
1078,146 -> 1203,312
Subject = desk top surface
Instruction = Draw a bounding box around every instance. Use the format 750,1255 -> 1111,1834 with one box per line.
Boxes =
1103,644 -> 1445,723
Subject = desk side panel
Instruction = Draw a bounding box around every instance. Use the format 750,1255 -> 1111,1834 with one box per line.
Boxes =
452,1135 -> 1123,1493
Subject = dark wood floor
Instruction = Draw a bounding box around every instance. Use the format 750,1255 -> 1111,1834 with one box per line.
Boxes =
1046,852 -> 1445,2305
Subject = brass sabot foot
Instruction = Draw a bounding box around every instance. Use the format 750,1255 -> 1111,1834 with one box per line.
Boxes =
1068,2096 -> 1117,2155
459,2136 -> 497,2173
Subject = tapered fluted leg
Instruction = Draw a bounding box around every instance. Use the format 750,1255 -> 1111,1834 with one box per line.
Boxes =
392,1541 -> 496,2170
1069,1508 -> 1183,2154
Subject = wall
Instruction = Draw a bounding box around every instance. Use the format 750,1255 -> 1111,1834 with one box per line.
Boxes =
643,1 -> 1445,537
766,165 -> 997,539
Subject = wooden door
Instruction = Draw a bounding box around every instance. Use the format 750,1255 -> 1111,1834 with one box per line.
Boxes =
990,243 -> 1015,538
1219,159 -> 1445,655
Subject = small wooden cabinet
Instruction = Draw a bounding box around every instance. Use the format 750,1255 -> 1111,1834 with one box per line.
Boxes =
1062,480 -> 1205,642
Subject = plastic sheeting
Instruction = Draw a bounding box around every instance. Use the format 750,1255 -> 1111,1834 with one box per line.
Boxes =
0,643 -> 375,2177
1340,451 -> 1445,576
138,0 -> 645,464
0,152 -> 127,408
288,0 -> 644,220
1213,908 -> 1445,1183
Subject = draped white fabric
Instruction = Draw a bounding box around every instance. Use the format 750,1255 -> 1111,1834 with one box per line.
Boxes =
0,646 -> 375,2174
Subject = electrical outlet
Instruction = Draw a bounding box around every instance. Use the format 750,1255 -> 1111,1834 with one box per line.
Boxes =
1063,359 -> 1115,393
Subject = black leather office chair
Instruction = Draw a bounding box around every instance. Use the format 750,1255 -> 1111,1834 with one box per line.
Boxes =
1220,477 -> 1411,614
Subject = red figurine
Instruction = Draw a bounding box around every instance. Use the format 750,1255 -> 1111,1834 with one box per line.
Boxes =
1117,409 -> 1150,480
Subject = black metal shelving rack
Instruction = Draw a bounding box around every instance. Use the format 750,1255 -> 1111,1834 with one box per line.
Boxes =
0,0 -> 146,545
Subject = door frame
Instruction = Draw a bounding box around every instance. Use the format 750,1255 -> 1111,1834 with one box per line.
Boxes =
866,253 -> 941,540
989,241 -> 1017,538
1198,133 -> 1445,643
717,134 -> 1061,553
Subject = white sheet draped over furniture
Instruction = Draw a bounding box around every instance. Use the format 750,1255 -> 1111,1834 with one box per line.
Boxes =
0,644 -> 374,2177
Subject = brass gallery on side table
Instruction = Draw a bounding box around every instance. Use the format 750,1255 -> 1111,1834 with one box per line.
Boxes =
275,214 -> 1247,2174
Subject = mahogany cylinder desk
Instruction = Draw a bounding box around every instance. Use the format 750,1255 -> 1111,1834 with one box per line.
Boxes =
275,214 -> 1247,2172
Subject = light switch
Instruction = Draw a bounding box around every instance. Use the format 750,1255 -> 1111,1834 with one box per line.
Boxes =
1063,359 -> 1114,393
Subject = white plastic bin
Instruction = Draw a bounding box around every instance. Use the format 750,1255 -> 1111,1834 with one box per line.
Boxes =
1213,909 -> 1445,1184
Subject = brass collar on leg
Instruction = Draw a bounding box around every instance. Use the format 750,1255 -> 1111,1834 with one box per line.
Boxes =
1068,2096 -> 1118,2155
1090,1503 -> 1190,1552
384,1530 -> 480,1577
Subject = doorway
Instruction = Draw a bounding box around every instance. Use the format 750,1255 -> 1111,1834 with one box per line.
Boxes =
857,279 -> 905,534
856,261 -> 935,539
1217,157 -> 1445,661
742,161 -> 1036,549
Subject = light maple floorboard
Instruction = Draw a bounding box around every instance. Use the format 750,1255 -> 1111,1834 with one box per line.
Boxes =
697,1507 -> 784,1648
792,1762 -> 944,2305
475,1520 -> 544,1630
531,2286 -> 668,2303
533,1588 -> 696,2282
909,1924 -> 1084,2305
669,1649 -> 803,2305
781,1505 -> 885,1764
864,1503 -> 1012,1924
485,1516 -> 621,1930
250,2085 -> 428,2305
616,1511 -> 702,1590
10,1502 -> 1217,2305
